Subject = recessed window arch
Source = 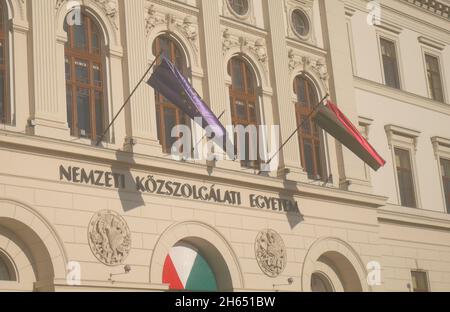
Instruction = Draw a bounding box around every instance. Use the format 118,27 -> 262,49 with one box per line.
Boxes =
0,250 -> 16,281
0,1 -> 9,125
294,75 -> 326,180
228,56 -> 260,169
152,34 -> 191,154
64,10 -> 107,141
311,272 -> 334,292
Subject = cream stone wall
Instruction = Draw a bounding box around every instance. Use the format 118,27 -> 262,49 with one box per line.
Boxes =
0,0 -> 449,292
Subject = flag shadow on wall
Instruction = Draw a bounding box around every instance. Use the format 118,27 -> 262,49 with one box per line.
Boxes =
112,150 -> 145,213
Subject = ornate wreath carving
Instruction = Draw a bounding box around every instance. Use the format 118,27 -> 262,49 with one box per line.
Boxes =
255,229 -> 287,278
88,210 -> 131,266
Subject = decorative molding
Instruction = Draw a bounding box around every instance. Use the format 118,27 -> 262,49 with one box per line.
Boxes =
55,0 -> 119,29
400,0 -> 450,20
145,4 -> 165,35
88,210 -> 132,266
374,20 -> 403,34
418,36 -> 446,51
255,229 -> 287,278
385,124 -> 421,151
222,28 -> 268,69
222,0 -> 255,25
288,49 -> 329,92
285,0 -> 316,45
354,77 -> 450,116
145,2 -> 200,57
431,136 -> 450,158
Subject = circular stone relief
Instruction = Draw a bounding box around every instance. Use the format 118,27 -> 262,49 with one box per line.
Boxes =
291,9 -> 310,39
88,210 -> 131,266
228,0 -> 249,16
255,229 -> 287,277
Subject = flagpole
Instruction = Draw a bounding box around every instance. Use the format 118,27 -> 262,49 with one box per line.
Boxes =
96,53 -> 162,146
260,93 -> 329,171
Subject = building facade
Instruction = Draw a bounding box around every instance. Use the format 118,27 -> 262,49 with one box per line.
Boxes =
0,0 -> 449,292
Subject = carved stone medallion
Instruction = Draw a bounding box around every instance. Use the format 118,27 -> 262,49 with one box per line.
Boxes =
255,229 -> 287,277
88,210 -> 131,266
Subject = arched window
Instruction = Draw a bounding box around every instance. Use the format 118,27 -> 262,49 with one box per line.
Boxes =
0,251 -> 15,281
294,76 -> 325,180
228,57 -> 259,169
64,12 -> 106,140
153,35 -> 191,154
0,2 -> 9,124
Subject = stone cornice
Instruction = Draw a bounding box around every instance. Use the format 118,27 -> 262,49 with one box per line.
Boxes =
0,130 -> 388,209
354,77 -> 450,116
378,205 -> 450,232
400,0 -> 450,20
343,0 -> 450,41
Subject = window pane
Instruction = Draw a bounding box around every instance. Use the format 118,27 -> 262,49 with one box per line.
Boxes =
245,65 -> 254,94
248,103 -> 257,123
303,139 -> 315,178
93,64 -> 102,87
232,61 -> 244,91
411,271 -> 429,292
296,78 -> 306,104
95,91 -> 103,138
0,40 -> 4,65
235,100 -> 246,120
442,159 -> 450,177
301,116 -> 311,134
75,59 -> 89,84
73,24 -> 87,50
0,70 -> 4,121
65,57 -> 71,81
77,88 -> 91,138
442,159 -> 450,214
164,107 -> 177,153
66,86 -> 72,130
315,143 -> 323,179
0,256 -> 11,281
426,55 -> 444,102
92,30 -> 100,55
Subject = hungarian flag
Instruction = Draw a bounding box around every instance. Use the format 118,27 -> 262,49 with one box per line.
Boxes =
147,56 -> 227,140
162,244 -> 218,291
314,101 -> 386,171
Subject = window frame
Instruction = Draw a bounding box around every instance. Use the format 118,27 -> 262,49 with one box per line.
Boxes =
153,35 -> 192,155
293,75 -> 326,181
394,147 -> 417,209
225,0 -> 252,20
290,8 -> 311,41
377,35 -> 402,90
64,11 -> 107,141
431,137 -> 450,214
410,270 -> 430,292
385,125 -> 421,209
228,56 -> 260,170
422,49 -> 447,103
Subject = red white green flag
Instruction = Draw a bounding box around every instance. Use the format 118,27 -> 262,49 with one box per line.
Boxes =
163,243 -> 218,292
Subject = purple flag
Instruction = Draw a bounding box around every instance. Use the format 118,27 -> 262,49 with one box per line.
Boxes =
147,56 -> 226,139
